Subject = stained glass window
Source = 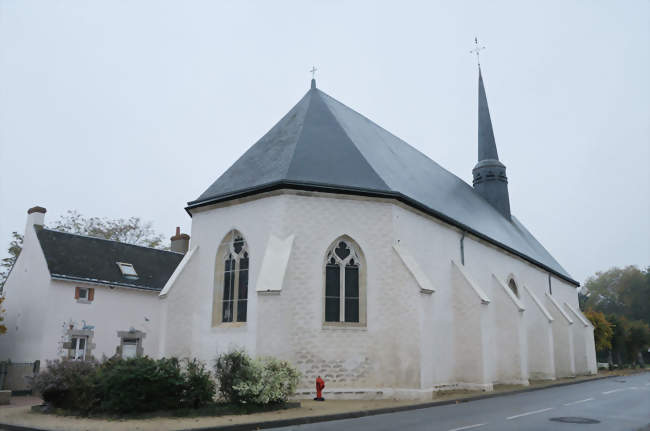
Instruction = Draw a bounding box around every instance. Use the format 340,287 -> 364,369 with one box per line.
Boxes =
324,239 -> 362,324
215,231 -> 249,324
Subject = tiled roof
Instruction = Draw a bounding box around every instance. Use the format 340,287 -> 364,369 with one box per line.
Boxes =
36,228 -> 183,291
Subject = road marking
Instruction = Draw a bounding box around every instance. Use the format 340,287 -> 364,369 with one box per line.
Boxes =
506,408 -> 554,420
563,397 -> 594,406
448,424 -> 486,431
602,388 -> 628,394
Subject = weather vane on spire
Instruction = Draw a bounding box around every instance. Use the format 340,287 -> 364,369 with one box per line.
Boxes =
469,37 -> 485,67
310,66 -> 318,79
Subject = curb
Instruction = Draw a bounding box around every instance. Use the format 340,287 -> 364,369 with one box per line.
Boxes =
188,374 -> 621,431
0,373 -> 643,431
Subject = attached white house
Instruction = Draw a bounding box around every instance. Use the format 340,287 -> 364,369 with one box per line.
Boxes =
1,69 -> 597,399
0,207 -> 184,364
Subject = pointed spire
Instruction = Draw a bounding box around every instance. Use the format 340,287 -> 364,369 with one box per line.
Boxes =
472,66 -> 511,219
478,67 -> 499,161
311,78 -> 316,90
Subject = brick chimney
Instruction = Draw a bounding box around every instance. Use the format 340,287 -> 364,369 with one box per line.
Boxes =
170,227 -> 190,254
26,206 -> 46,231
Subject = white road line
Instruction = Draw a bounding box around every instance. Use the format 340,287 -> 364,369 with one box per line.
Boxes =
506,408 -> 554,420
448,424 -> 486,431
602,388 -> 628,394
563,397 -> 594,406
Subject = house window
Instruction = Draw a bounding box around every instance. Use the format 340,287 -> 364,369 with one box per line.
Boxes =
70,336 -> 87,360
508,279 -> 519,297
75,287 -> 94,302
324,238 -> 365,325
116,262 -> 138,279
117,330 -> 145,358
122,339 -> 138,358
213,230 -> 249,325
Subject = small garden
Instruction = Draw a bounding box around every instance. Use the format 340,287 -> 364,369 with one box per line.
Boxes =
31,350 -> 301,417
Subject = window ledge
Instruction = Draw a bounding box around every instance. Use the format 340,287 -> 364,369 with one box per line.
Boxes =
322,323 -> 367,331
214,322 -> 247,329
76,299 -> 92,304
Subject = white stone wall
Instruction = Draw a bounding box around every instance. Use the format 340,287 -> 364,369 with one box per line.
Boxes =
520,285 -> 556,380
546,294 -> 576,377
40,280 -> 161,361
160,190 -> 597,398
0,220 -> 52,362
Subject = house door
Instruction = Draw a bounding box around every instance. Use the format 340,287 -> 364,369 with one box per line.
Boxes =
71,336 -> 87,360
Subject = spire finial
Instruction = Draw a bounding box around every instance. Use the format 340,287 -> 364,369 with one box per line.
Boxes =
310,66 -> 318,89
469,37 -> 485,68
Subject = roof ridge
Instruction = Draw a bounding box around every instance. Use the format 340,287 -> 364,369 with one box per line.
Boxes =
314,89 -> 390,191
39,228 -> 182,255
281,89 -> 312,180
317,89 -> 461,184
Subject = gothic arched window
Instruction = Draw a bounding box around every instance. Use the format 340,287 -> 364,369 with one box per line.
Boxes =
213,230 -> 249,325
508,278 -> 519,297
324,238 -> 365,325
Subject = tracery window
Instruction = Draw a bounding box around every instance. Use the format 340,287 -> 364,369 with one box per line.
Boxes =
324,239 -> 364,324
213,230 -> 249,325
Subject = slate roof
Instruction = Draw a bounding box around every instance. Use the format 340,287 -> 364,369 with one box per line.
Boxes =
188,80 -> 578,286
36,228 -> 184,291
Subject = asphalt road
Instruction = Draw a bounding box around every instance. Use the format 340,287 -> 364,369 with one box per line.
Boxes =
274,373 -> 650,431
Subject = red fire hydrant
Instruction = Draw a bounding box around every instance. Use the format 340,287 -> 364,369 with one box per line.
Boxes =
314,376 -> 325,401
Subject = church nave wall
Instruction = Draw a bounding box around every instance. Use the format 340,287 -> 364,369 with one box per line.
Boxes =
265,193 -> 422,395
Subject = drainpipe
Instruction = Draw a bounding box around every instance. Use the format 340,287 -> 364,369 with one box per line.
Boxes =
548,274 -> 552,295
460,231 -> 466,265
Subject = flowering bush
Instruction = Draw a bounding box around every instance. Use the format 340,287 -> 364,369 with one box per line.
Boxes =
214,351 -> 300,405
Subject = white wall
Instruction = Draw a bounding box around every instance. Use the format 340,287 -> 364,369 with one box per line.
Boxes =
520,284 -> 556,380
41,280 -> 160,361
0,221 -> 51,362
160,190 -> 597,398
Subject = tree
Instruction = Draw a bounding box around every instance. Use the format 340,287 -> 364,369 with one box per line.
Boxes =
49,211 -> 165,248
607,314 -> 629,366
0,297 -> 7,334
0,211 -> 166,290
584,310 -> 613,352
581,266 -> 650,325
0,232 -> 23,294
626,320 -> 650,366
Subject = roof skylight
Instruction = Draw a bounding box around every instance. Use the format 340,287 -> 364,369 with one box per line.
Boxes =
116,262 -> 138,279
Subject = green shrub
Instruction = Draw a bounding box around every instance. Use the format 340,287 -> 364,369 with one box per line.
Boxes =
214,350 -> 256,403
31,359 -> 99,413
182,358 -> 216,408
97,357 -> 185,414
32,356 -> 217,415
214,351 -> 300,405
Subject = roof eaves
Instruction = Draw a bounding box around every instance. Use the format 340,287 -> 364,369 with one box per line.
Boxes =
185,181 -> 579,287
50,274 -> 162,292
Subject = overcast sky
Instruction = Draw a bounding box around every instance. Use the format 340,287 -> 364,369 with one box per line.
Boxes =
0,1 -> 648,284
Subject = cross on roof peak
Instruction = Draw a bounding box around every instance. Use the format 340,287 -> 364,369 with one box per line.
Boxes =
310,66 -> 318,89
469,37 -> 486,67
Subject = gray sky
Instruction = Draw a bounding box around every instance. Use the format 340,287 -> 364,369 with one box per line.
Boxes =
1,1 -> 648,284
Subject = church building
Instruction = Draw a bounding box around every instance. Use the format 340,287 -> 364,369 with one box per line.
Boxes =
158,70 -> 597,398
